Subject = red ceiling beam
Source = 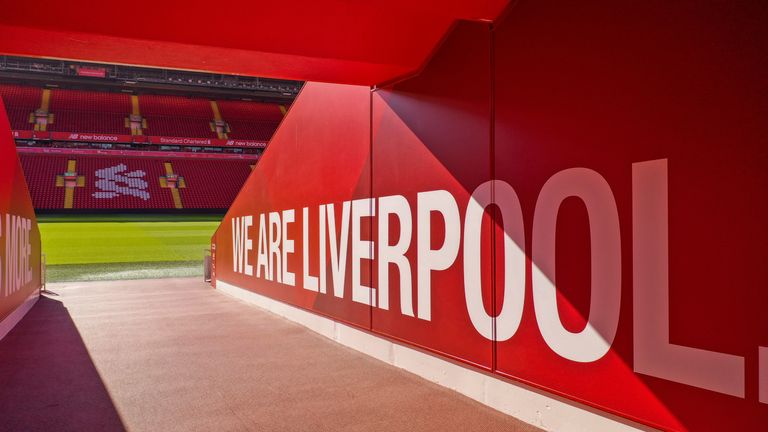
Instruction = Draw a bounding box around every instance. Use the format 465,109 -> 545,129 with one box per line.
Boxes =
0,0 -> 509,85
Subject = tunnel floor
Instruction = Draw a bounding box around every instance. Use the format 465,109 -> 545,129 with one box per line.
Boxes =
0,278 -> 539,431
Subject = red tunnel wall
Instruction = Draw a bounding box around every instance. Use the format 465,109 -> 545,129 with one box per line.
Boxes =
213,2 -> 767,430
0,101 -> 42,330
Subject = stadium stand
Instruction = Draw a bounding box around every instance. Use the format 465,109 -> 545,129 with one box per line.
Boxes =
4,106 -> 33,130
48,110 -> 129,135
49,88 -> 131,114
171,158 -> 253,209
75,155 -> 173,209
217,99 -> 283,122
1,83 -> 285,139
17,153 -> 66,209
47,88 -> 131,134
224,119 -> 278,141
143,115 -> 216,138
18,153 -> 253,210
140,94 -> 217,138
1,82 -> 286,211
0,83 -> 41,109
0,83 -> 41,129
218,99 -> 281,140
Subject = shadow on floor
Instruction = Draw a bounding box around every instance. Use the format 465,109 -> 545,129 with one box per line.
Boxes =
0,295 -> 126,432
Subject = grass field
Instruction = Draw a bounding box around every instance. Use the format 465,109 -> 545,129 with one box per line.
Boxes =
38,214 -> 223,282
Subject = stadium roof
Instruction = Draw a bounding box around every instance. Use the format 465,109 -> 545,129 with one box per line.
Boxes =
0,0 -> 508,86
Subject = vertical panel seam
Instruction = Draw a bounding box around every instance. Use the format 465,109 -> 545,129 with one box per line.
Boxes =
369,87 -> 375,331
489,24 -> 498,372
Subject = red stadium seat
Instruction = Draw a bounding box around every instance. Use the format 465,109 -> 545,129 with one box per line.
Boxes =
1,84 -> 285,142
0,83 -> 42,110
49,88 -> 131,114
0,84 -> 41,129
140,94 -> 217,138
225,119 -> 278,140
45,87 -> 131,135
217,99 -> 284,122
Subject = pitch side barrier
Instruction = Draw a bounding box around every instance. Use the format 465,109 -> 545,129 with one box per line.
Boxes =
212,3 -> 767,431
0,101 -> 43,341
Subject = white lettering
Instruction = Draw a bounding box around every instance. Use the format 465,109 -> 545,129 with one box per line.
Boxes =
256,214 -> 268,278
0,215 -> 34,296
327,202 -> 351,298
377,195 -> 413,316
232,217 -> 243,273
532,168 -> 621,363
632,159 -> 745,396
302,207 -> 319,292
282,209 -> 295,286
417,190 -> 460,321
243,216 -> 253,276
352,198 -> 375,306
465,181 -> 526,341
268,212 -> 282,283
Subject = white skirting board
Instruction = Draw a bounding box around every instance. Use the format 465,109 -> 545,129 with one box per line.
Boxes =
216,280 -> 654,432
0,289 -> 39,342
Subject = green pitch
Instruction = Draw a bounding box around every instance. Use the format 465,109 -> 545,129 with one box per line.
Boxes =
38,213 -> 223,282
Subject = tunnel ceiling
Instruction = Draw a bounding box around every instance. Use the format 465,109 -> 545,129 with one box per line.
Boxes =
0,0 -> 509,86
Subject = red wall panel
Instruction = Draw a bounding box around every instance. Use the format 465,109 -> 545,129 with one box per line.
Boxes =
493,2 -> 767,429
371,22 -> 494,368
214,82 -> 372,328
0,100 -> 42,325
213,2 -> 767,430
